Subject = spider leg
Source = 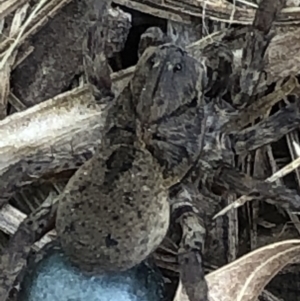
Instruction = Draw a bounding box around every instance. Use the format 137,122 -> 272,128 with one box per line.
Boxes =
169,184 -> 208,301
221,76 -> 299,134
83,0 -> 114,103
232,99 -> 300,155
232,29 -> 272,108
201,43 -> 234,100
213,164 -> 300,212
0,197 -> 57,301
194,154 -> 300,213
232,0 -> 285,108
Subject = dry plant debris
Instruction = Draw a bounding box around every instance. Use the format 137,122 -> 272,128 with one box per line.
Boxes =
112,0 -> 300,24
175,240 -> 300,301
0,0 -> 73,114
0,0 -> 300,301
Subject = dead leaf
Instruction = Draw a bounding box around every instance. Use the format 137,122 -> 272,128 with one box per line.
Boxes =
174,239 -> 300,301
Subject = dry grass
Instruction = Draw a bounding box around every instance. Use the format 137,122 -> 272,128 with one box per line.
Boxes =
0,0 -> 300,300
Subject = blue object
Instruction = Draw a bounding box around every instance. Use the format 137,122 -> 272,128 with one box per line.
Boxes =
19,245 -> 165,301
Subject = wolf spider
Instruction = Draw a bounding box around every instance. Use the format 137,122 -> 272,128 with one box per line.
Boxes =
0,1 -> 300,301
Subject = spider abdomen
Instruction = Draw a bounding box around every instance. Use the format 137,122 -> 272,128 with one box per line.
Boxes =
56,145 -> 170,274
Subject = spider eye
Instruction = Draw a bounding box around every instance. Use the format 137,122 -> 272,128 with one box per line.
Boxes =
173,63 -> 182,72
148,55 -> 156,68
